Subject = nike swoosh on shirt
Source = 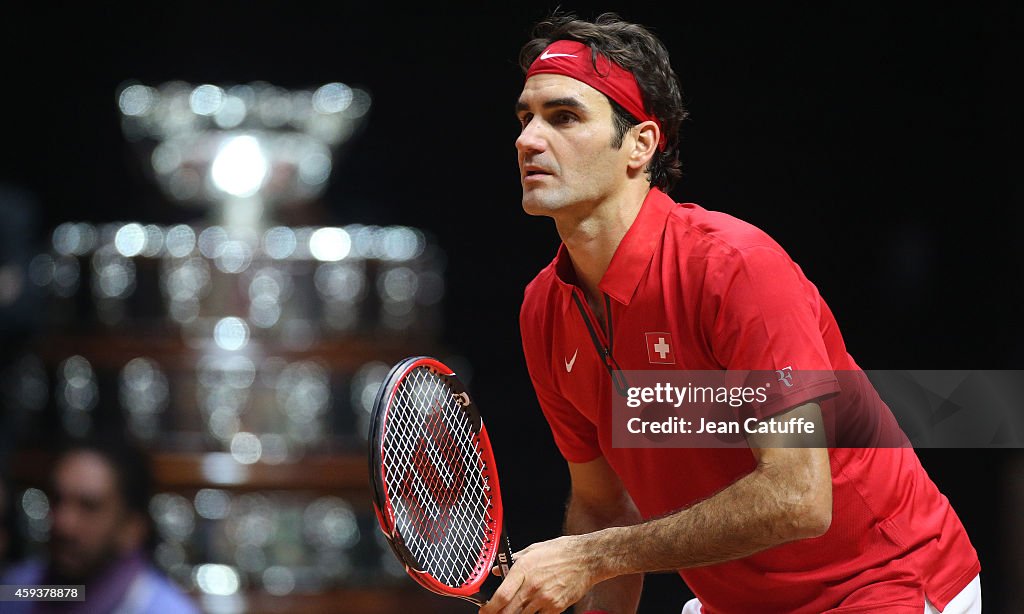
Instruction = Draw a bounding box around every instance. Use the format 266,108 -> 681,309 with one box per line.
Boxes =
565,348 -> 578,373
540,50 -> 578,60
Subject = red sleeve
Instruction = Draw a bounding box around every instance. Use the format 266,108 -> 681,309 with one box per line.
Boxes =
520,295 -> 602,464
706,245 -> 839,419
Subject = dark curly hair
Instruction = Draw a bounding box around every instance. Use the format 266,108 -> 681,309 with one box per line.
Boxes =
519,11 -> 688,191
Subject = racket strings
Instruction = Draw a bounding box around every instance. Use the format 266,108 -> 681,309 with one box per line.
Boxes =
382,367 -> 496,588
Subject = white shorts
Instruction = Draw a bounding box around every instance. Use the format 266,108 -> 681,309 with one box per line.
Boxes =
680,573 -> 982,614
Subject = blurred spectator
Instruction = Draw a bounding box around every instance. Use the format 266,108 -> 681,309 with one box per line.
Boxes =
0,435 -> 198,613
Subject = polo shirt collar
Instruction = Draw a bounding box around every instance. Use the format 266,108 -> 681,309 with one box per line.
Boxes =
552,187 -> 675,307
600,187 -> 674,305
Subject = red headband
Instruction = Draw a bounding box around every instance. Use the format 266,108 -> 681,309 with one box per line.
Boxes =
526,40 -> 665,150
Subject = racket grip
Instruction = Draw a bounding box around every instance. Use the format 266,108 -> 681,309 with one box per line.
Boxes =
496,533 -> 515,576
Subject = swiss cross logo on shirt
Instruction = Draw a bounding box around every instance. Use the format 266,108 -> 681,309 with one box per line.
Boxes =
644,332 -> 675,364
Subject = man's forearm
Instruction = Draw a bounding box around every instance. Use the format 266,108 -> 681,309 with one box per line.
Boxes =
584,452 -> 832,581
565,493 -> 644,613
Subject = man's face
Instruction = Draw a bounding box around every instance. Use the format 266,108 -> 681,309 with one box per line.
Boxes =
48,452 -> 131,581
515,74 -> 633,216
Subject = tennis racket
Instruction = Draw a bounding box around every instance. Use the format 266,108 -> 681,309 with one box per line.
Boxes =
368,356 -> 514,606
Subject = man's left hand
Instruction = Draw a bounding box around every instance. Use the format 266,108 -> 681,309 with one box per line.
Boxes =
479,534 -> 602,614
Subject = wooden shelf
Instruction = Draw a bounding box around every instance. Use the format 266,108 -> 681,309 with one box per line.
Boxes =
11,450 -> 374,500
157,451 -> 371,494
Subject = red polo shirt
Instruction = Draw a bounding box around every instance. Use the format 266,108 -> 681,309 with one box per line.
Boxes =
519,188 -> 979,613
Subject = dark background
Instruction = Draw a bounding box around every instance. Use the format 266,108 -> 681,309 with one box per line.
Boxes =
1,2 -> 1021,611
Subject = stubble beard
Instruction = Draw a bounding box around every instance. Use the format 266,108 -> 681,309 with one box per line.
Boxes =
521,184 -> 578,218
50,536 -> 121,583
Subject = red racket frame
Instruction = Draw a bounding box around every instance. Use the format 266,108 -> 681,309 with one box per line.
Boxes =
368,356 -> 513,605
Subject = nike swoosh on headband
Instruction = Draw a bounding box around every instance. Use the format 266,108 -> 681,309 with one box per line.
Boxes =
540,50 -> 578,60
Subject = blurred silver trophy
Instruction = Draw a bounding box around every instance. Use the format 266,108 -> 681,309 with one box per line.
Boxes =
117,80 -> 371,232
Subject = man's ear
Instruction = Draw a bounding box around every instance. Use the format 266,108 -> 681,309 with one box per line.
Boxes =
627,120 -> 660,171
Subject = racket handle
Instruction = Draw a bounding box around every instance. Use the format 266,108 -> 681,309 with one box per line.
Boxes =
496,532 -> 515,577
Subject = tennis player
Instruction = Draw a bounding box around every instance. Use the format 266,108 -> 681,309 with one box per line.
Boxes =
482,12 -> 982,614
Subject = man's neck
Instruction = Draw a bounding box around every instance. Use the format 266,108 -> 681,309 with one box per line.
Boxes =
555,184 -> 651,304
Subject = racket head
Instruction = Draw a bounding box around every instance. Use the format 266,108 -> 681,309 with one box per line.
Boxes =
368,356 -> 511,604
